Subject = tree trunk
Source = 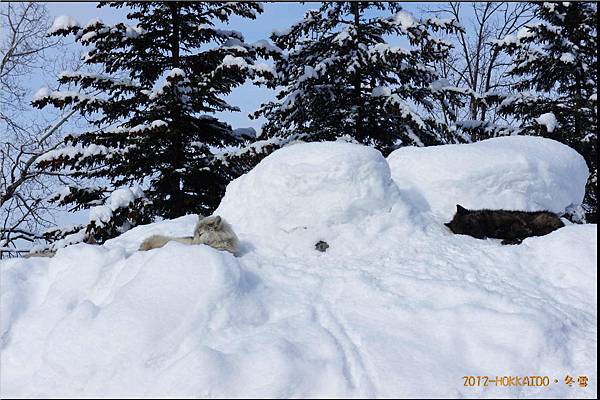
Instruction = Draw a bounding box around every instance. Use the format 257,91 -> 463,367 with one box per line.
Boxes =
573,71 -> 582,147
352,2 -> 363,142
168,2 -> 185,216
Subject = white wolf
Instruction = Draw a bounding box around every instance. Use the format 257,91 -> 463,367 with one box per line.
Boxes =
138,215 -> 240,255
23,250 -> 57,258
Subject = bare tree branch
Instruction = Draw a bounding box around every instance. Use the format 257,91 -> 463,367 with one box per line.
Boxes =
0,2 -> 81,258
425,1 -> 536,137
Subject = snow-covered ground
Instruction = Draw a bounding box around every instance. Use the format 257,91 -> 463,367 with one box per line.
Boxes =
1,137 -> 596,398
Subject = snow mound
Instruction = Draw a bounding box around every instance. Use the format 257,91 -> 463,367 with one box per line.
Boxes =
218,141 -> 402,231
1,139 -> 596,398
387,136 -> 589,219
2,222 -> 596,398
216,141 -> 410,253
1,243 -> 270,397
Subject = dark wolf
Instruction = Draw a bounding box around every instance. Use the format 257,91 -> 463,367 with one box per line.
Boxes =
445,204 -> 565,245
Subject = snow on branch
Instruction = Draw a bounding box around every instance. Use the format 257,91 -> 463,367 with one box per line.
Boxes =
48,15 -> 80,35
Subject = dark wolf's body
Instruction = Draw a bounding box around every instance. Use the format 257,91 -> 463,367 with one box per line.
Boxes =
445,205 -> 565,245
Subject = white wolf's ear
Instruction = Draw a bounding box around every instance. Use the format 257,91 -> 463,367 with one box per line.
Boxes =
456,204 -> 468,215
213,215 -> 222,227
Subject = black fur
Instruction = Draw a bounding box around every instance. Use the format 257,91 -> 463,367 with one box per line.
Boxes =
445,204 -> 565,245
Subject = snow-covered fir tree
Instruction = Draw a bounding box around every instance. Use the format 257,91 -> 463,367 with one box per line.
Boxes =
253,2 -> 466,155
32,2 -> 271,243
493,1 -> 597,222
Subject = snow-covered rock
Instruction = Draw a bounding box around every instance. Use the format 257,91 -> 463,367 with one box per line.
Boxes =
1,139 -> 596,398
217,141 -> 402,232
387,136 -> 589,219
216,141 -> 411,254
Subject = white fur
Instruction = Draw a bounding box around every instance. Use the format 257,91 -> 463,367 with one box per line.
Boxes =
193,215 -> 240,256
138,215 -> 240,255
138,235 -> 194,251
23,251 -> 56,258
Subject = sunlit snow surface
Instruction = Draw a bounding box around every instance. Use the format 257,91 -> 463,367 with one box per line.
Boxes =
1,138 -> 596,398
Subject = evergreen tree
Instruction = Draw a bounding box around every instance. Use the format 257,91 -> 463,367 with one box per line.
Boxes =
32,2 -> 271,243
493,2 -> 597,222
253,1 -> 465,155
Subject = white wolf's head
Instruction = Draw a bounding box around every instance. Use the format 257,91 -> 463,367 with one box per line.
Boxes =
194,215 -> 223,238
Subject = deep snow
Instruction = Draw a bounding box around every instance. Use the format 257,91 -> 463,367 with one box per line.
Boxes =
1,138 -> 596,398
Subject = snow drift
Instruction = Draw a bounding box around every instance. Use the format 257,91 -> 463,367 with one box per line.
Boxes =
387,136 -> 589,219
1,138 -> 596,398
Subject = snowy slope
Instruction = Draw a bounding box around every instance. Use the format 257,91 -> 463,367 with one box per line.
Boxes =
1,138 -> 596,398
